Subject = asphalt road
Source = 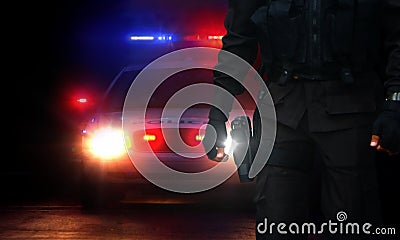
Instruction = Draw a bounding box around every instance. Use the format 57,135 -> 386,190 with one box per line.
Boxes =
1,142 -> 398,240
0,203 -> 256,240
0,179 -> 257,240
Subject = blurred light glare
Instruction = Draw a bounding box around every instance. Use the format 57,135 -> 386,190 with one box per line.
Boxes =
207,35 -> 223,40
130,34 -> 224,42
130,35 -> 174,41
89,128 -> 126,159
143,134 -> 157,141
77,98 -> 88,103
196,134 -> 204,141
224,136 -> 233,154
130,36 -> 155,41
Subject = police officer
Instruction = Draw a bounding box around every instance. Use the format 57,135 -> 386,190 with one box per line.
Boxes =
203,0 -> 400,239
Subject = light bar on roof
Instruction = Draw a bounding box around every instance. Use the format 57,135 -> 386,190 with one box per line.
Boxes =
130,35 -> 173,41
130,36 -> 155,41
157,35 -> 173,41
130,34 -> 223,43
183,34 -> 224,41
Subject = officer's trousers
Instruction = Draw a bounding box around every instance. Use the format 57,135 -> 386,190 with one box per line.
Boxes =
254,117 -> 382,240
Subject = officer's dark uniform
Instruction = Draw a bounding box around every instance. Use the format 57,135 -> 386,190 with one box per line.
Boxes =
205,0 -> 400,239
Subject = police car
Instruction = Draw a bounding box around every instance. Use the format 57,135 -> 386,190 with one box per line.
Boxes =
77,43 -> 258,209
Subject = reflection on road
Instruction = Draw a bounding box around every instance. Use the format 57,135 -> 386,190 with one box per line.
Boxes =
0,176 -> 256,240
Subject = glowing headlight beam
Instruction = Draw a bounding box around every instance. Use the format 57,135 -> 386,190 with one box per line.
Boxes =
89,128 -> 126,159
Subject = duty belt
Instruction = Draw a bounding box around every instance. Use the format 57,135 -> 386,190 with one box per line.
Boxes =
274,67 -> 354,85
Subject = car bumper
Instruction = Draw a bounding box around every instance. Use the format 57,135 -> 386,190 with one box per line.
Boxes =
81,152 -> 247,187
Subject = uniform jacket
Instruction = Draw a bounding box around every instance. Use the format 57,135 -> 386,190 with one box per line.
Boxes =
213,0 -> 400,132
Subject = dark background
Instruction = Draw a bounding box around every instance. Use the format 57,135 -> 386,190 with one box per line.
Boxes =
6,0 -> 227,188
4,0 -> 229,202
4,0 -> 399,227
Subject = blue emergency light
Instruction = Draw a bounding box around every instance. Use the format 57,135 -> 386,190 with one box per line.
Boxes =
130,35 -> 174,41
130,34 -> 223,43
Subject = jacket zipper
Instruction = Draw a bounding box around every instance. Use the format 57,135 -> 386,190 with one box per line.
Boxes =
309,0 -> 321,78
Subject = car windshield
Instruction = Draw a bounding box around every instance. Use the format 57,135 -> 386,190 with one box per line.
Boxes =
99,67 -> 215,112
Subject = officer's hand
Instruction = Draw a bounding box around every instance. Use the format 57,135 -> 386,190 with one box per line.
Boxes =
202,120 -> 229,162
370,103 -> 400,155
214,147 -> 229,162
370,135 -> 398,155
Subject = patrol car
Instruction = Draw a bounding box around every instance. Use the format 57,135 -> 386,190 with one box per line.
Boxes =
78,49 -> 257,209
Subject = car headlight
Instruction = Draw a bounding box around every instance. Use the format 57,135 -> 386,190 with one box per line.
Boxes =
86,128 -> 126,159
